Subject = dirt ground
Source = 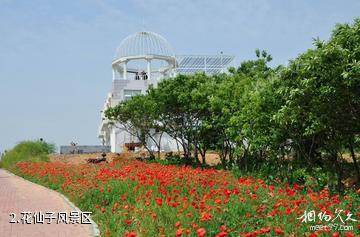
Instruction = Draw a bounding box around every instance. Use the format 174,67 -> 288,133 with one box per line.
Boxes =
49,151 -> 221,166
49,153 -> 119,165
50,148 -> 359,166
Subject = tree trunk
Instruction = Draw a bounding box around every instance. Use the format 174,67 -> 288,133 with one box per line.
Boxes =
181,136 -> 193,166
332,152 -> 344,193
243,149 -> 248,171
228,141 -> 234,166
157,132 -> 164,159
194,138 -> 200,164
182,142 -> 188,158
221,142 -> 228,169
176,139 -> 180,155
143,143 -> 155,159
238,146 -> 249,171
349,137 -> 360,179
199,146 -> 206,165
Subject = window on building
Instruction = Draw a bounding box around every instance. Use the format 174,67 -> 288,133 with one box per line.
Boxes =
124,90 -> 141,101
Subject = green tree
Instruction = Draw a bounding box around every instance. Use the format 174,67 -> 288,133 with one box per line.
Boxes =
148,74 -> 213,163
105,95 -> 162,159
210,50 -> 279,170
274,19 -> 360,190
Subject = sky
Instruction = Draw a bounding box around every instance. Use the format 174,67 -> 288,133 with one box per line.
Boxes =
0,0 -> 359,151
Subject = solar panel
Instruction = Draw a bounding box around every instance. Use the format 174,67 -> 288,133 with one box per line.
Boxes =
175,55 -> 234,74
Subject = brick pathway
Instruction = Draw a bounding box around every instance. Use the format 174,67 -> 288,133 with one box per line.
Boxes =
0,169 -> 96,237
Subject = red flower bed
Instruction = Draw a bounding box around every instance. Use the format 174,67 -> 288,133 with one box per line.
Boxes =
14,159 -> 359,236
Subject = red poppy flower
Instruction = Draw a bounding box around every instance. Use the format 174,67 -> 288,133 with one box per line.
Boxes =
260,228 -> 271,233
197,228 -> 206,237
175,229 -> 182,236
112,202 -> 119,211
126,232 -> 136,237
216,231 -> 227,237
275,228 -> 284,235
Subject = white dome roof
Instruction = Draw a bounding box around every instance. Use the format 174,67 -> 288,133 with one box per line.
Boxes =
115,31 -> 174,59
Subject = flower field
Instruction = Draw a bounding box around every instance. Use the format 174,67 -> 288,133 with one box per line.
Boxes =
13,159 -> 359,237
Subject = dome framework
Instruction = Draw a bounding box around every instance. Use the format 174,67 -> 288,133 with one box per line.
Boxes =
115,31 -> 174,59
112,31 -> 176,81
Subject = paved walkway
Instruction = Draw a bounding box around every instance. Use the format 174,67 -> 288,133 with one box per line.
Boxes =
0,169 -> 95,237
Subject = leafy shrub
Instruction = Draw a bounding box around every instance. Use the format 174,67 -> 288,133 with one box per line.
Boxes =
1,140 -> 55,170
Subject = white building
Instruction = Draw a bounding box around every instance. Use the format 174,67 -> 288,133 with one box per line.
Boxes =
98,31 -> 234,153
